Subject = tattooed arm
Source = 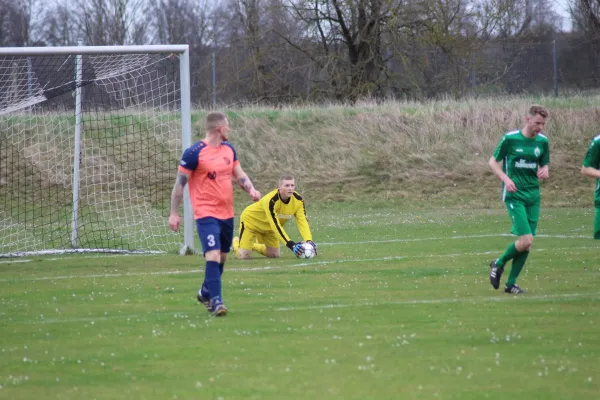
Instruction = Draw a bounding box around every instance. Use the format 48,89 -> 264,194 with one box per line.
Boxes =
169,171 -> 190,232
233,164 -> 261,201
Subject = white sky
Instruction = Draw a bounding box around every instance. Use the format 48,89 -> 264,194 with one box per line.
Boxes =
551,0 -> 574,31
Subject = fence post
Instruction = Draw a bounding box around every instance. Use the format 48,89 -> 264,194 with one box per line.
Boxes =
553,40 -> 558,97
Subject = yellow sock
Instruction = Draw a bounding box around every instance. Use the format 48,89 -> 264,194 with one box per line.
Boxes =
252,243 -> 268,257
232,236 -> 240,257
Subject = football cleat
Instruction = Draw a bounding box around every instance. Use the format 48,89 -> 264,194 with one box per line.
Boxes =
489,260 -> 503,290
210,298 -> 228,317
197,292 -> 211,311
505,284 -> 526,294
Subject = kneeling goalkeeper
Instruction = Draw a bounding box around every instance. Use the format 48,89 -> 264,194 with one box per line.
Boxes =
233,174 -> 317,259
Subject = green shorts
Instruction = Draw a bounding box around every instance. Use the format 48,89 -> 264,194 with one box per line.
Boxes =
505,200 -> 540,236
594,207 -> 600,240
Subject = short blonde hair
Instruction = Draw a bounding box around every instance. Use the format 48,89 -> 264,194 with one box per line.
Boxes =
205,111 -> 227,132
528,105 -> 549,119
279,174 -> 295,184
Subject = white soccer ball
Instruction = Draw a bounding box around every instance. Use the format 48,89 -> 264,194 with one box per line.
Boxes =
299,241 -> 316,259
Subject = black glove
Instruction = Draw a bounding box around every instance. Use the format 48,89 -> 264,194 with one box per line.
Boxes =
287,240 -> 304,257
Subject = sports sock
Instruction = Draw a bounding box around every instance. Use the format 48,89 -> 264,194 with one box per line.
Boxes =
496,243 -> 519,268
199,282 -> 210,299
252,243 -> 268,257
205,261 -> 222,301
232,237 -> 240,257
506,250 -> 529,286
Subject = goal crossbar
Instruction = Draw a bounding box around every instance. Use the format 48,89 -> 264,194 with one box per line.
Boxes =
0,45 -> 190,56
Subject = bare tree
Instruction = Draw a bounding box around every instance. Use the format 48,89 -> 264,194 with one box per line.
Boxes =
42,3 -> 79,46
227,0 -> 269,100
277,0 -> 400,102
149,0 -> 213,46
0,0 -> 46,46
210,0 -> 307,104
148,0 -> 217,104
74,0 -> 148,45
565,0 -> 600,86
570,0 -> 600,34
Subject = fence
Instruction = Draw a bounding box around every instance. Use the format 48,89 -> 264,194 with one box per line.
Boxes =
186,34 -> 600,106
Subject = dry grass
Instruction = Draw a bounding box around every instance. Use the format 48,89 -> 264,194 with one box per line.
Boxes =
227,95 -> 600,207
3,95 -> 600,212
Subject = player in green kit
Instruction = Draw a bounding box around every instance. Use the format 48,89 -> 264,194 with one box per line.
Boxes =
488,105 -> 550,294
580,134 -> 600,239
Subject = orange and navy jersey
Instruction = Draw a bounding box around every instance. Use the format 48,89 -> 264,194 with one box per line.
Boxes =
240,189 -> 312,245
178,140 -> 240,220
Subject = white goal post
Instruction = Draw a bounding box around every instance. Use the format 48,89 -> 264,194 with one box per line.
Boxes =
0,45 -> 195,257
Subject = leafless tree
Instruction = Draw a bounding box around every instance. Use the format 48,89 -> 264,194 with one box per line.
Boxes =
276,0 -> 404,102
227,0 -> 269,100
570,0 -> 600,34
564,0 -> 600,86
0,0 -> 46,46
489,0 -> 559,37
42,3 -> 79,46
3,0 -> 598,102
149,0 -> 213,46
148,0 -> 219,104
74,0 -> 148,45
208,0 -> 307,104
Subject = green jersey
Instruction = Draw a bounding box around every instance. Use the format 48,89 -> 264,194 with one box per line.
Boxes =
493,130 -> 550,202
582,134 -> 600,207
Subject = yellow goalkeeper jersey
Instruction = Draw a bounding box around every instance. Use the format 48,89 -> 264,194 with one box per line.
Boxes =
240,189 -> 312,245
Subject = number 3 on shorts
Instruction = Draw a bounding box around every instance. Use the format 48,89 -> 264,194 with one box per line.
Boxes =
207,234 -> 216,247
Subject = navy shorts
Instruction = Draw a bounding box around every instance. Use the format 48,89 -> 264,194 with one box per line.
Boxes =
196,217 -> 234,254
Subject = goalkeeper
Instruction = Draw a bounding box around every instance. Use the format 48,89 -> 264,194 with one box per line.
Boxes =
233,174 -> 316,259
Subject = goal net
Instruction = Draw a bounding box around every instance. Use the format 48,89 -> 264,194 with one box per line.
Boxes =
0,45 -> 193,257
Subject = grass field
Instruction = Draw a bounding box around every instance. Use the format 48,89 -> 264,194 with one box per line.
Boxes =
1,203 -> 599,399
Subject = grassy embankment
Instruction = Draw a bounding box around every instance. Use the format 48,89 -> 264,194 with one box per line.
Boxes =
2,94 -> 600,252
223,95 -> 600,209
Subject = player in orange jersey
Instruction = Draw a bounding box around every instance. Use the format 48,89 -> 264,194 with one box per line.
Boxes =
169,111 -> 260,316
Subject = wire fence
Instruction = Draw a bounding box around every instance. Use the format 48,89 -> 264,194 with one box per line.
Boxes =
187,34 -> 600,106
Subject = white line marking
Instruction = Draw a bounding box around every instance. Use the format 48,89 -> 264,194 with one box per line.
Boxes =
0,245 -> 596,282
0,248 -> 164,258
0,269 -> 205,282
0,233 -> 590,262
10,291 -> 600,325
276,291 -> 600,311
18,315 -> 142,325
0,259 -> 31,264
537,234 -> 590,239
319,233 -> 591,246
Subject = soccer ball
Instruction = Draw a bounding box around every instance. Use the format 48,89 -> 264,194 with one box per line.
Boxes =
298,241 -> 316,259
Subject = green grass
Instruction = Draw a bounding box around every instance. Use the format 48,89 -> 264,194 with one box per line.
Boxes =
1,205 -> 599,399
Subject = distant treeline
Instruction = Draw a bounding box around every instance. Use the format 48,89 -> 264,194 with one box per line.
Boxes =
1,0 -> 600,105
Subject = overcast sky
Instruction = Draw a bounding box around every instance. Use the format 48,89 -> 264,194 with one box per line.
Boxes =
551,0 -> 573,31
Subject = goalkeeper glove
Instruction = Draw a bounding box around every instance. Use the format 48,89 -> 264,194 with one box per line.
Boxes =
287,240 -> 304,257
306,240 -> 318,256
